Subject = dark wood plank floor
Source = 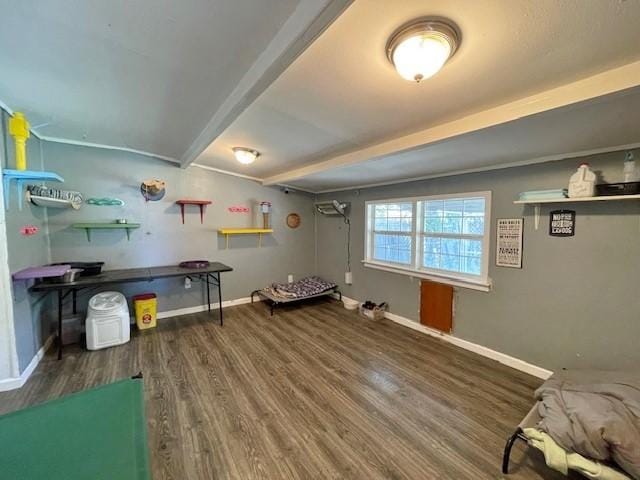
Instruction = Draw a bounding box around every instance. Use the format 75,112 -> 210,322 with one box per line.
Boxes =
0,300 -> 572,479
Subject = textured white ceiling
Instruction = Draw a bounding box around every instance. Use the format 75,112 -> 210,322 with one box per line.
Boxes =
196,0 -> 640,185
286,87 -> 640,192
0,0 -> 307,159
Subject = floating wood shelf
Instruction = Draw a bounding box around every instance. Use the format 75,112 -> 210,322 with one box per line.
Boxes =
2,169 -> 64,210
514,194 -> 640,229
72,223 -> 140,242
218,228 -> 273,248
175,200 -> 212,224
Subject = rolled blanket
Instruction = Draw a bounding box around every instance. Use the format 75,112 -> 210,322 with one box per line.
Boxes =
535,370 -> 640,479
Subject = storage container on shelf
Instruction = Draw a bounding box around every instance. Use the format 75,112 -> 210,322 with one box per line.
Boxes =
86,292 -> 130,350
568,163 -> 596,198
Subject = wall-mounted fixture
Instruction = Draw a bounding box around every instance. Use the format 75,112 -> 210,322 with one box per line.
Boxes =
233,147 -> 260,165
315,201 -> 352,284
314,201 -> 350,216
386,18 -> 460,83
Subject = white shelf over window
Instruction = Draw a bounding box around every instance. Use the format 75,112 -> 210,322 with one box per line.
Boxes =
514,194 -> 640,229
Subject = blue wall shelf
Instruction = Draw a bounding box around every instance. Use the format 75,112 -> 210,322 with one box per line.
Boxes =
2,169 -> 64,210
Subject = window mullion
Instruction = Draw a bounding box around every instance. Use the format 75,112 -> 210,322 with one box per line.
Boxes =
414,200 -> 422,270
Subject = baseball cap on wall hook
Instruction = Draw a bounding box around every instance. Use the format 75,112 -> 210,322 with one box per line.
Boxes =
140,179 -> 166,202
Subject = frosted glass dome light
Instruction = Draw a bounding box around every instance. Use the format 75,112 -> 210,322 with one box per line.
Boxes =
233,147 -> 260,165
386,19 -> 460,83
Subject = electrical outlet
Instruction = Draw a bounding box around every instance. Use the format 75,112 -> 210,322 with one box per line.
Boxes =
184,277 -> 191,289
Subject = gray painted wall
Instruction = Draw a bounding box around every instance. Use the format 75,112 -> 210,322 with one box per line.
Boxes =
1,111 -> 53,372
316,150 -> 640,372
3,138 -> 317,374
4,125 -> 639,376
43,142 -> 317,314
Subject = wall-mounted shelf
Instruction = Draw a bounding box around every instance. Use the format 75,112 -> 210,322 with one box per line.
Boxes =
218,228 -> 273,248
175,200 -> 212,224
2,169 -> 64,210
514,194 -> 640,229
26,192 -> 80,210
13,265 -> 71,281
72,223 -> 140,242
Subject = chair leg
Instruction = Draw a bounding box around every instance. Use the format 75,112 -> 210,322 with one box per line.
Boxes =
502,428 -> 525,474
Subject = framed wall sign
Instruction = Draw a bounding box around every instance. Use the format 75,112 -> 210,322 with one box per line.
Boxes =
549,210 -> 575,237
496,218 -> 524,268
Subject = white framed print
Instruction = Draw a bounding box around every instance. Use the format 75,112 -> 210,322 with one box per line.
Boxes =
496,218 -> 523,268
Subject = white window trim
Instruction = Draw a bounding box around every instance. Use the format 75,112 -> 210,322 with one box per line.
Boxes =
364,191 -> 492,292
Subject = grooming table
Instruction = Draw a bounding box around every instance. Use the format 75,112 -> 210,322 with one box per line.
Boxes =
0,375 -> 150,480
30,263 -> 233,359
251,286 -> 341,315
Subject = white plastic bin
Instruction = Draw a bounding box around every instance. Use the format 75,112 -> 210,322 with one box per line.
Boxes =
86,292 -> 130,350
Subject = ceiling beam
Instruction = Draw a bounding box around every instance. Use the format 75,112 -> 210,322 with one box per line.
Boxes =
262,60 -> 640,185
179,0 -> 353,169
312,142 -> 640,194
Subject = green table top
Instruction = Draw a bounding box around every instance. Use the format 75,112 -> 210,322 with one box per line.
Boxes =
0,378 -> 150,480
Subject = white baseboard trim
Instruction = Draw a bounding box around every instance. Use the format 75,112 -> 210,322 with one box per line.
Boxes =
2,299 -> 255,392
156,297 -> 253,320
0,334 -> 54,392
333,294 -> 552,380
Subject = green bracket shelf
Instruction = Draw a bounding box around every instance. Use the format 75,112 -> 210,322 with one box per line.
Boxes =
72,223 -> 141,242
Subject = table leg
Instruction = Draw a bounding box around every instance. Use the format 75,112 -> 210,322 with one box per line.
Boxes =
72,289 -> 77,314
57,290 -> 63,360
206,274 -> 211,313
217,272 -> 223,326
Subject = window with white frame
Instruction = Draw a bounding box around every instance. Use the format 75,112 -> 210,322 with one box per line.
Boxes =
365,192 -> 491,290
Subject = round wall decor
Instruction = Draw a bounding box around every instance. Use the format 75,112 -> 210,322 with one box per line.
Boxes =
286,213 -> 301,229
140,179 -> 166,201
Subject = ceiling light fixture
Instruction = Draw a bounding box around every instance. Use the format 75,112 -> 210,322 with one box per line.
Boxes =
386,18 -> 460,83
232,147 -> 260,165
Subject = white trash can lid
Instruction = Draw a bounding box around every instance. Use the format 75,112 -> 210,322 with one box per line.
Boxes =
89,292 -> 127,311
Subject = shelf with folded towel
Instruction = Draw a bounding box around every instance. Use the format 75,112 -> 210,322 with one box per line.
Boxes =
514,194 -> 640,229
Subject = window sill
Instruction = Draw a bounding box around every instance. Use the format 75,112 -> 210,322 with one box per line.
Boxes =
362,260 -> 492,292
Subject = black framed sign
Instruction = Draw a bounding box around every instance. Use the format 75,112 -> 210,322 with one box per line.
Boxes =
549,210 -> 575,237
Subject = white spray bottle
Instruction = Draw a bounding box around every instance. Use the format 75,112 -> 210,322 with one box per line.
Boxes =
623,152 -> 639,183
